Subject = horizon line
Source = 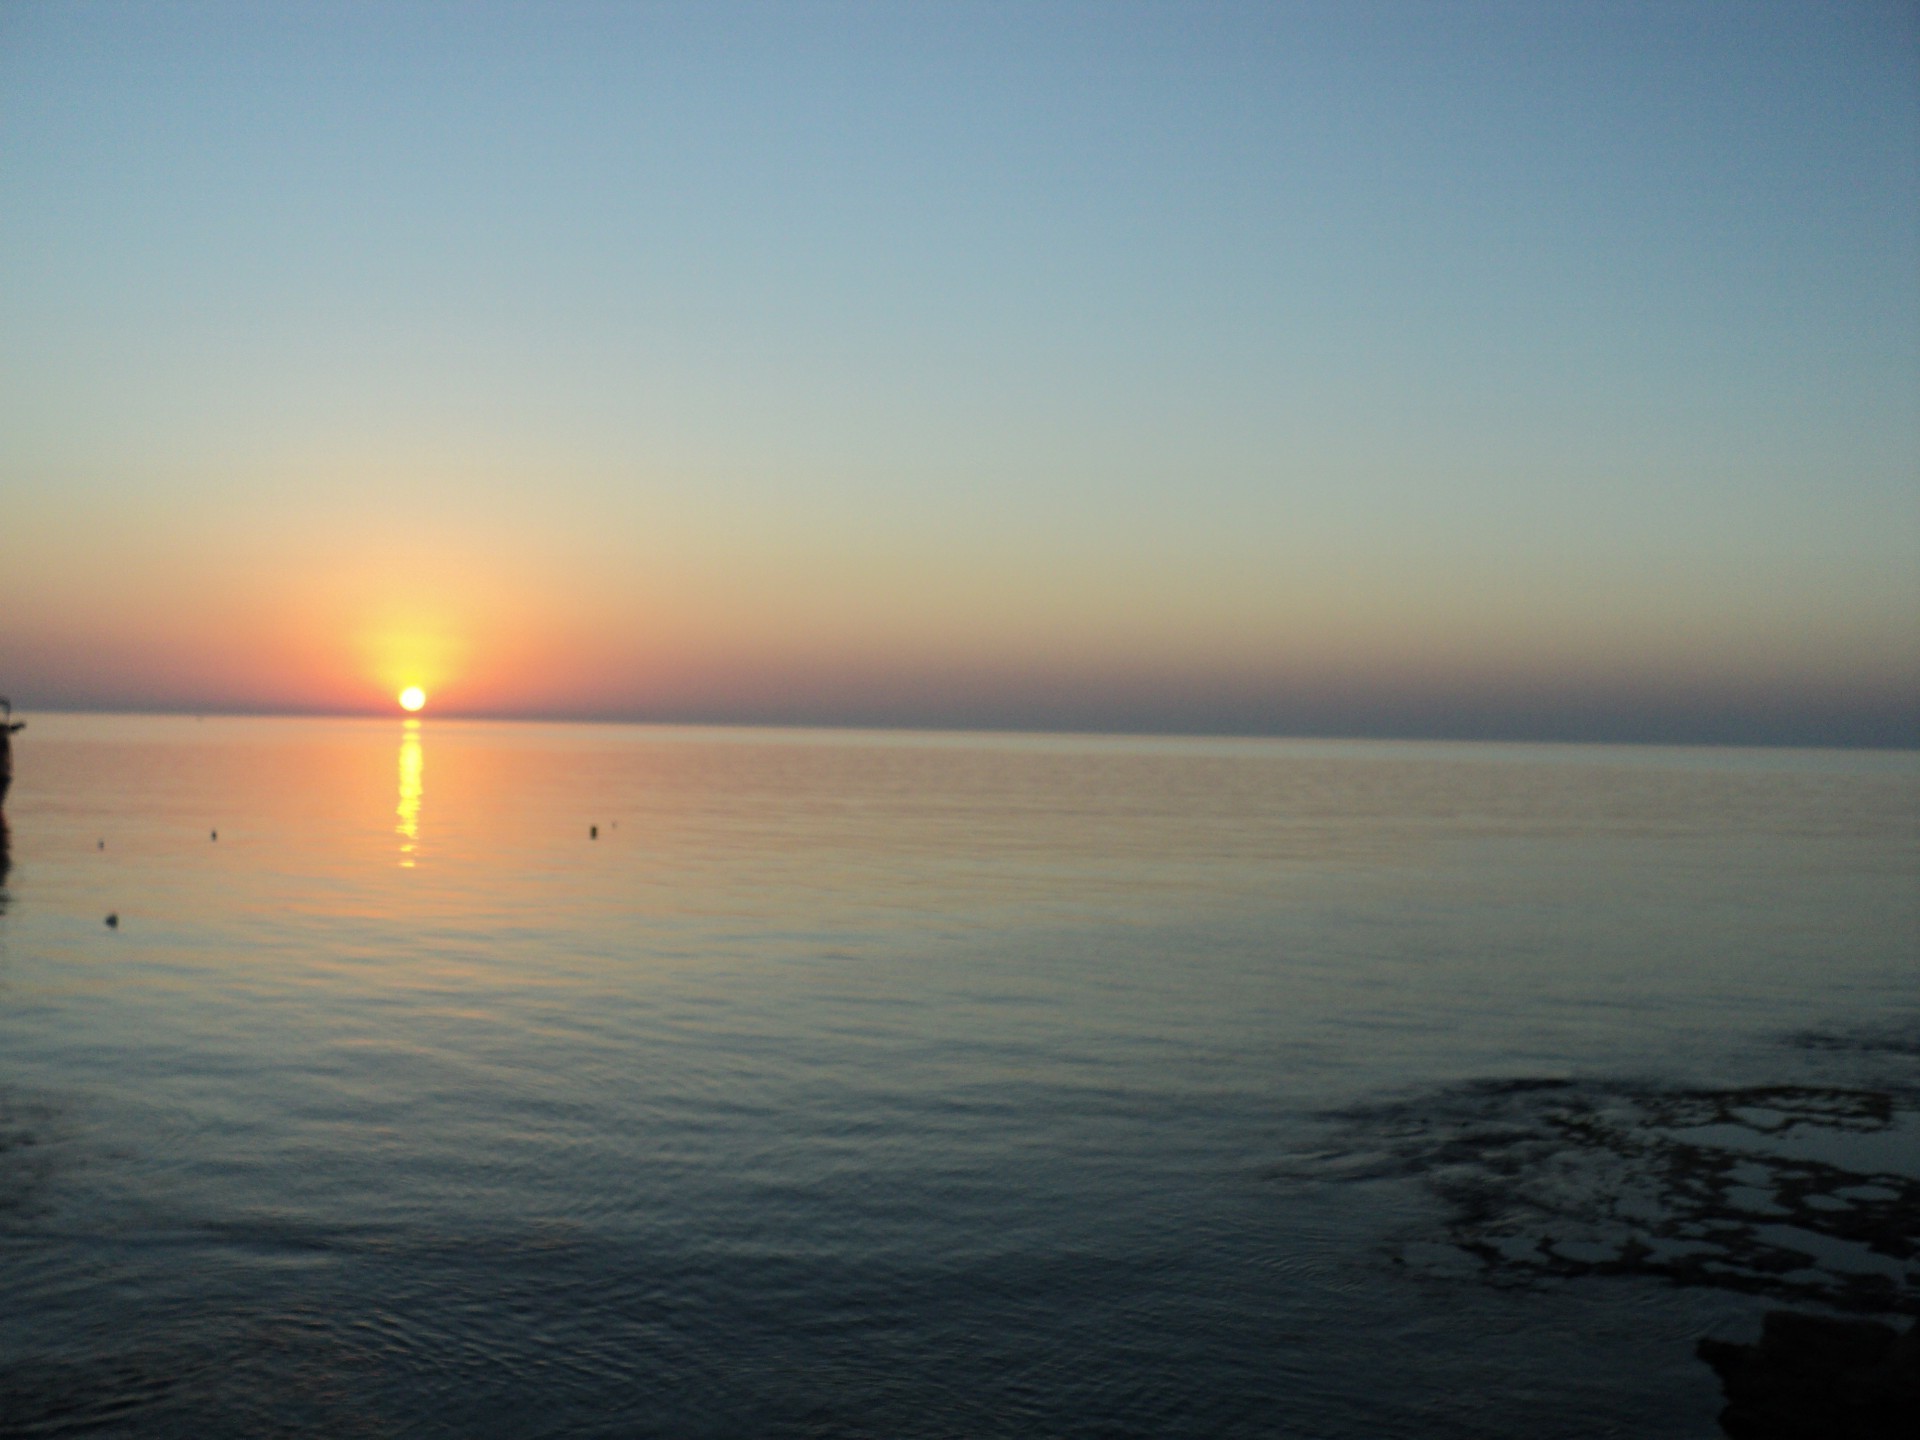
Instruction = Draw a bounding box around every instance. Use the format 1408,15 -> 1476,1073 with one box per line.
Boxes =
9,702 -> 1917,755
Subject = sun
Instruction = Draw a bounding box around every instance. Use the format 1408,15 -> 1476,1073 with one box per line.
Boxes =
398,686 -> 427,713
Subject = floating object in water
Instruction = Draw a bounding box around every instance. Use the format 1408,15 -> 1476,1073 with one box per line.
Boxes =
211,830 -> 218,841
104,913 -> 118,929
97,839 -> 104,850
590,825 -> 598,839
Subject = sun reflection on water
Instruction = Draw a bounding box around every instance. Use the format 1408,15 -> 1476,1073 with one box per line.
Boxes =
396,719 -> 423,867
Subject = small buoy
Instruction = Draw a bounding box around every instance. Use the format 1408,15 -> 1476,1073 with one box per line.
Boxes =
590,825 -> 598,839
105,913 -> 118,929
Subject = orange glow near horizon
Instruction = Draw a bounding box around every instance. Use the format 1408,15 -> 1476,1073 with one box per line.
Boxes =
399,686 -> 427,712
355,607 -> 474,716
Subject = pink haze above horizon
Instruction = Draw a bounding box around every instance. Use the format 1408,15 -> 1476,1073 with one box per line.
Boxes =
1,2 -> 1915,746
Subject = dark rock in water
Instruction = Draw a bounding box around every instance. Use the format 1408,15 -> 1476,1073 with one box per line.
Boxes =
1698,1311 -> 1920,1438
0,696 -> 20,806
104,913 -> 118,929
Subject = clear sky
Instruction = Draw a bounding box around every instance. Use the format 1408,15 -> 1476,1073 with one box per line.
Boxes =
2,0 -> 1915,744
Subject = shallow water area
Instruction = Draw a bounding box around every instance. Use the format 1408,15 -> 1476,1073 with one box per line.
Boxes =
1,715 -> 1915,1436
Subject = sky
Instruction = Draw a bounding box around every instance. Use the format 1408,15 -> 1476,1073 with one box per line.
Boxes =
1,0 -> 1915,745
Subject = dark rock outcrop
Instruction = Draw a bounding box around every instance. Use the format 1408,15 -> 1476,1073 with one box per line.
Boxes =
1698,1310 -> 1920,1439
0,696 -> 19,806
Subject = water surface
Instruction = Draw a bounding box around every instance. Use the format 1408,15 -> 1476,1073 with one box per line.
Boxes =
1,716 -> 1915,1436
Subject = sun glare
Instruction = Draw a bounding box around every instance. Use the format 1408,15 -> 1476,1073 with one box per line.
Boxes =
399,686 -> 427,713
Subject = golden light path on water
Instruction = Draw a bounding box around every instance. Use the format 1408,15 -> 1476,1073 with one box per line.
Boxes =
396,719 -> 422,867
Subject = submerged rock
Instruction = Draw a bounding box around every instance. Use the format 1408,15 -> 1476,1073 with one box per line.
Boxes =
1290,1050 -> 1920,1437
1698,1310 -> 1919,1438
1293,1072 -> 1920,1317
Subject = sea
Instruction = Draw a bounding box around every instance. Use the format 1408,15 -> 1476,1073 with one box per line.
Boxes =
1,714 -> 1914,1438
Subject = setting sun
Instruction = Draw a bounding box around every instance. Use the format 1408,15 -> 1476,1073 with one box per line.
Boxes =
398,686 -> 426,712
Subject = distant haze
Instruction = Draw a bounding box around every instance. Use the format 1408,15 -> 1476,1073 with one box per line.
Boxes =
2,1 -> 1915,746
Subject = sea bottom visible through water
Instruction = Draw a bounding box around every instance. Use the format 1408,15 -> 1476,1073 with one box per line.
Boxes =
0,715 -> 1915,1438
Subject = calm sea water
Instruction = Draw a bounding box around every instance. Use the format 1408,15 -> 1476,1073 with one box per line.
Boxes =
1,715 -> 1915,1438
